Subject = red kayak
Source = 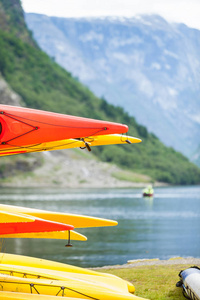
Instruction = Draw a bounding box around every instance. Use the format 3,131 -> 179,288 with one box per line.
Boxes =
0,218 -> 74,235
0,105 -> 128,150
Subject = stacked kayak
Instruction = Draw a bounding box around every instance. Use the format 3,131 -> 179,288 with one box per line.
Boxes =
0,253 -> 147,299
0,105 -> 145,299
0,204 -> 117,241
0,105 -> 128,145
0,205 -> 144,299
0,105 -> 141,157
0,205 -> 148,299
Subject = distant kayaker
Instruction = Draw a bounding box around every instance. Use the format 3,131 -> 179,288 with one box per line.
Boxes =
143,185 -> 154,197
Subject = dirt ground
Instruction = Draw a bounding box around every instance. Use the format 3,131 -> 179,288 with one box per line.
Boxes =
2,149 -> 163,188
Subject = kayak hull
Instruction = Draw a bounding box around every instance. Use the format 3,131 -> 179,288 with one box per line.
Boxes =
0,217 -> 73,235
0,134 -> 141,157
0,291 -> 79,299
0,253 -> 147,300
0,230 -> 87,241
0,211 -> 34,223
0,105 -> 128,150
0,204 -> 118,228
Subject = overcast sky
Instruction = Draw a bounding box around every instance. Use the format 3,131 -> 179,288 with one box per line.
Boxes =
21,0 -> 200,30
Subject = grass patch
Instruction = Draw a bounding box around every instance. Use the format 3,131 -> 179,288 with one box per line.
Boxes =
97,264 -> 192,299
112,170 -> 152,183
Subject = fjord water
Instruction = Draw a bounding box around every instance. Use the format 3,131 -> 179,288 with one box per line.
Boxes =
0,186 -> 199,268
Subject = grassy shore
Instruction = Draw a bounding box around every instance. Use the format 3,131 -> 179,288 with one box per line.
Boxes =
96,263 -> 195,299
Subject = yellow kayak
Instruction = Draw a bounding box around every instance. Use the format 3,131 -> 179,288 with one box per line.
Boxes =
0,270 -> 145,300
0,204 -> 118,228
0,204 -> 116,242
0,230 -> 87,241
0,208 -> 85,241
0,253 -> 148,300
0,253 -> 115,277
0,253 -> 135,292
0,211 -> 35,224
0,291 -> 79,299
0,134 -> 141,156
0,264 -> 132,294
83,134 -> 141,147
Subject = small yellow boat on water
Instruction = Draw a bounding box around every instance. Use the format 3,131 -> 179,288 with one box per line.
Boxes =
142,185 -> 154,197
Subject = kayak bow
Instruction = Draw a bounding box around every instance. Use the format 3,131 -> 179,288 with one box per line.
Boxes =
0,105 -> 128,151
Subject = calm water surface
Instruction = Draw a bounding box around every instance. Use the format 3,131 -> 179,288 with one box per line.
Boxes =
0,186 -> 199,267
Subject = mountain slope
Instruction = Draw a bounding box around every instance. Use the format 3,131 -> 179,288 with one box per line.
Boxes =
25,14 -> 200,159
0,0 -> 200,185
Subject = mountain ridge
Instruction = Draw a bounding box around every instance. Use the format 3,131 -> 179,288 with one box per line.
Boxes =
25,13 -> 200,161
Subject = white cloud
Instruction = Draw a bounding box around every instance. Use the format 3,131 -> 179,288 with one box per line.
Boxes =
21,0 -> 200,30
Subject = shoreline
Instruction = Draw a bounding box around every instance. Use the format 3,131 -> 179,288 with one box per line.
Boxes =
0,181 -> 166,189
92,257 -> 200,270
0,150 -> 166,189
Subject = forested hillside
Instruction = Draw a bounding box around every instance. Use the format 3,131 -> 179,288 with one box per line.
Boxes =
0,0 -> 200,185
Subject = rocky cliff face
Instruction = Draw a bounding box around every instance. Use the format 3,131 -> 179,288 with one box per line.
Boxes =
0,0 -> 35,45
25,14 -> 200,159
0,74 -> 22,106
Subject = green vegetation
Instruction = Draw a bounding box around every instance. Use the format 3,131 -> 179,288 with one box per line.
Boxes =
112,170 -> 152,183
0,153 -> 43,179
0,0 -> 200,184
98,264 -> 190,300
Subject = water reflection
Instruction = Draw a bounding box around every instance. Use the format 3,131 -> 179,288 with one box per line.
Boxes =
1,186 -> 200,267
143,196 -> 154,208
